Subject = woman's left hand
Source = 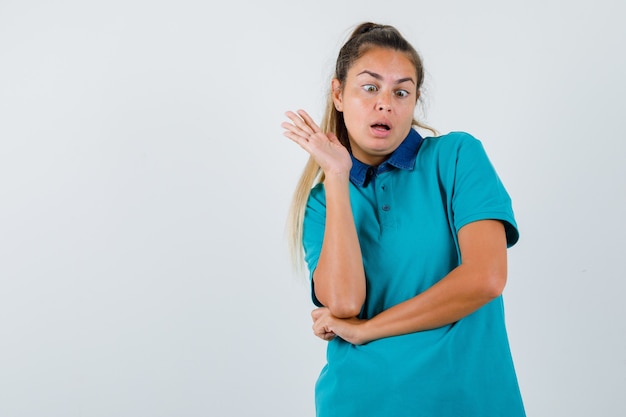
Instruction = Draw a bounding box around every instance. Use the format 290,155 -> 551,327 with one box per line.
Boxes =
311,307 -> 368,345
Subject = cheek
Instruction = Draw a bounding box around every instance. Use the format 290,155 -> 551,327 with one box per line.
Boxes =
399,103 -> 417,121
341,112 -> 358,134
344,111 -> 367,135
342,100 -> 365,126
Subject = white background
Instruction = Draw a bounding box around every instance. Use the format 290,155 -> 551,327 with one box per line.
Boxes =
1,0 -> 624,416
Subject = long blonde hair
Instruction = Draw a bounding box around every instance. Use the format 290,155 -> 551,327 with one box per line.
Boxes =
287,22 -> 437,269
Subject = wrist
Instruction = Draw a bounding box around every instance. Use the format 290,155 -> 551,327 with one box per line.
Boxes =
323,173 -> 351,194
323,171 -> 350,183
356,319 -> 374,345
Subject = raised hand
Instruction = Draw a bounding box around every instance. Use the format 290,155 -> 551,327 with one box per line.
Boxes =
282,109 -> 352,176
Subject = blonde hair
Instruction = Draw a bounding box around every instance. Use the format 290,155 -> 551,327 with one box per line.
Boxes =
287,22 -> 437,270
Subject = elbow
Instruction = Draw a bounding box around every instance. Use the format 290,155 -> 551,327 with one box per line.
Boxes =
313,289 -> 364,318
482,269 -> 507,300
312,272 -> 365,318
321,292 -> 364,318
327,301 -> 363,319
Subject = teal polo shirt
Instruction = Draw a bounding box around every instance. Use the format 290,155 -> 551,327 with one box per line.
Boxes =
303,129 -> 525,417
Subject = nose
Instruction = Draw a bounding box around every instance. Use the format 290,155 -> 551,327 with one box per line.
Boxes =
377,92 -> 392,112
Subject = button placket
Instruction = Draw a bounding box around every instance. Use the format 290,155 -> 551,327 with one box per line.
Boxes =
377,179 -> 395,228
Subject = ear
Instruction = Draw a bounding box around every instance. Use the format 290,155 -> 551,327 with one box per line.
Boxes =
331,78 -> 343,111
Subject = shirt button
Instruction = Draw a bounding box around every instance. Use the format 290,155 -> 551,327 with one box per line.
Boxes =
382,204 -> 391,211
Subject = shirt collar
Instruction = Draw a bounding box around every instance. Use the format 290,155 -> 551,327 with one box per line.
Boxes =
349,128 -> 423,187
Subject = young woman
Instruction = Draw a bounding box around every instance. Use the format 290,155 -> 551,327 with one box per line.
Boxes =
282,22 -> 525,416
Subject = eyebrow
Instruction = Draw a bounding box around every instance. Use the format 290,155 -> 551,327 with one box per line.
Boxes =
357,70 -> 415,85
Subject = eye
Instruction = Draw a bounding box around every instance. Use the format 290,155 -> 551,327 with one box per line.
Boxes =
362,84 -> 378,93
395,89 -> 410,98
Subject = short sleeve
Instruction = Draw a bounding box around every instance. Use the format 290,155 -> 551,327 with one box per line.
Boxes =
302,183 -> 327,307
449,133 -> 519,247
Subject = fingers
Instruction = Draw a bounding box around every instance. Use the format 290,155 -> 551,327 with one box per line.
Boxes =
284,110 -> 316,135
281,109 -> 323,147
311,307 -> 335,340
311,307 -> 327,320
312,322 -> 336,341
322,332 -> 336,341
284,111 -> 352,177
296,109 -> 322,134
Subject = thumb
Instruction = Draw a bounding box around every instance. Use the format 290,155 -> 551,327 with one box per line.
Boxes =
327,132 -> 341,145
311,307 -> 324,320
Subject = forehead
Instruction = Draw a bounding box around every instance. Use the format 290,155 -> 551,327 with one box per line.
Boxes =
349,47 -> 416,79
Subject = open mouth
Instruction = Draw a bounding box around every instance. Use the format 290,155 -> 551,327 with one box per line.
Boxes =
371,123 -> 391,131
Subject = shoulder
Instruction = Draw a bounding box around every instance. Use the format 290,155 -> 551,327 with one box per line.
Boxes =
421,131 -> 482,152
418,131 -> 487,167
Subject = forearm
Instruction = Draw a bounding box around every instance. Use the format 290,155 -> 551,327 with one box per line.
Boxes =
358,220 -> 508,343
359,264 -> 504,343
313,174 -> 366,318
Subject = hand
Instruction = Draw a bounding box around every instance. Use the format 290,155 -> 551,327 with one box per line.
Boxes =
311,307 -> 368,345
282,109 -> 352,176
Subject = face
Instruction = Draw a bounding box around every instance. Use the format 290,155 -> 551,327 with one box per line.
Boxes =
332,47 -> 418,166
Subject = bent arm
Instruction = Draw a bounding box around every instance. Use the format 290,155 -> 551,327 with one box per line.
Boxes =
282,109 -> 366,318
312,173 -> 366,318
316,220 -> 508,344
362,220 -> 507,341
